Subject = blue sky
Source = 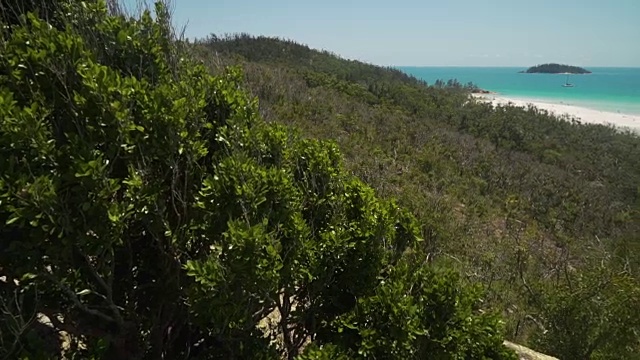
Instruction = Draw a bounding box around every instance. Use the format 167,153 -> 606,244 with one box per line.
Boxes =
123,0 -> 640,67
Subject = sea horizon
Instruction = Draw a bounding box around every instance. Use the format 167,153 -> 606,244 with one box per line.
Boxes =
398,66 -> 640,115
397,65 -> 640,68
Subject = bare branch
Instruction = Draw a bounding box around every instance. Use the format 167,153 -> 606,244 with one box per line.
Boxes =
44,273 -> 116,325
77,248 -> 125,326
0,284 -> 39,360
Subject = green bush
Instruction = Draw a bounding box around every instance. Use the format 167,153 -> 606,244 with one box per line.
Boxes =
319,258 -> 516,359
0,1 -> 515,359
534,264 -> 640,360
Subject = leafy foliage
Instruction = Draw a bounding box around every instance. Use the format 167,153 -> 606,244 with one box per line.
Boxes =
323,259 -> 515,359
0,1 -> 515,359
534,262 -> 640,360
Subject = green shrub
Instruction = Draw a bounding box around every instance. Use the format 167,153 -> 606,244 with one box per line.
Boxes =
534,265 -> 640,360
321,258 -> 516,359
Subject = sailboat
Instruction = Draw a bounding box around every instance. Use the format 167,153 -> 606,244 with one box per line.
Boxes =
562,74 -> 574,87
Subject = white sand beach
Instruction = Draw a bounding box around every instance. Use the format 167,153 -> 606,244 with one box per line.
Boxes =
473,94 -> 640,133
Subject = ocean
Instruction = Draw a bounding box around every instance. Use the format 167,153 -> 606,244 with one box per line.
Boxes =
398,67 -> 640,115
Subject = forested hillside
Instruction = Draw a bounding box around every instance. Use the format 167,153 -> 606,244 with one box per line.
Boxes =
1,1 -> 638,358
0,2 -> 517,359
199,34 -> 640,359
521,63 -> 592,74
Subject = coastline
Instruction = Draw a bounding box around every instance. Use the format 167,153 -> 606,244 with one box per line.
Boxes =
473,94 -> 640,133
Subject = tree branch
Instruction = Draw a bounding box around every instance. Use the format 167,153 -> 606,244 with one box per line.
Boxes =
77,247 -> 125,326
44,273 -> 116,325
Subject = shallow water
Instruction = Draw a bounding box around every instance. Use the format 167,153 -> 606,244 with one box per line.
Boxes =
398,67 -> 640,115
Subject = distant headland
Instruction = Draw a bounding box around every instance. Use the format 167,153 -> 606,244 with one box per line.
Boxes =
519,63 -> 592,74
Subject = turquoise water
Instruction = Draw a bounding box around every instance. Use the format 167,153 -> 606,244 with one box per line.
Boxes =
398,67 -> 640,115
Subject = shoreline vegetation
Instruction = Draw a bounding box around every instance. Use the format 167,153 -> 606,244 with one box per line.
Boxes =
470,88 -> 496,94
519,63 -> 592,74
472,94 -> 640,132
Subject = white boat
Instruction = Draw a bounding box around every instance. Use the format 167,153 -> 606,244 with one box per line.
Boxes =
562,74 -> 574,87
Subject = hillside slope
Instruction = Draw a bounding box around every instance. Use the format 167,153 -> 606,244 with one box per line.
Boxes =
196,34 -> 640,359
1,3 -> 521,359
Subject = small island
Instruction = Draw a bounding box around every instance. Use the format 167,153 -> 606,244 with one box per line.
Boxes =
519,63 -> 591,74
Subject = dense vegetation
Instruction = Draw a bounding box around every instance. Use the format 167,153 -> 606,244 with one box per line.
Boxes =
0,1 -> 519,359
520,63 -> 592,74
199,34 -> 640,359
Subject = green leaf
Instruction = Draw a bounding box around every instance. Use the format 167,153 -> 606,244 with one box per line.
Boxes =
117,30 -> 127,43
108,203 -> 120,222
20,273 -> 37,281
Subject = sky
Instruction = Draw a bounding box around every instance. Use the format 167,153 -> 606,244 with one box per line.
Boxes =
123,0 -> 640,67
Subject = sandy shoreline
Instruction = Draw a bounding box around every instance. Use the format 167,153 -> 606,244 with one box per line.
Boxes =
472,94 -> 640,133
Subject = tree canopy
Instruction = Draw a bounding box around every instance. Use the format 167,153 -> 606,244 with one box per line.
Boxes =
520,63 -> 592,74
